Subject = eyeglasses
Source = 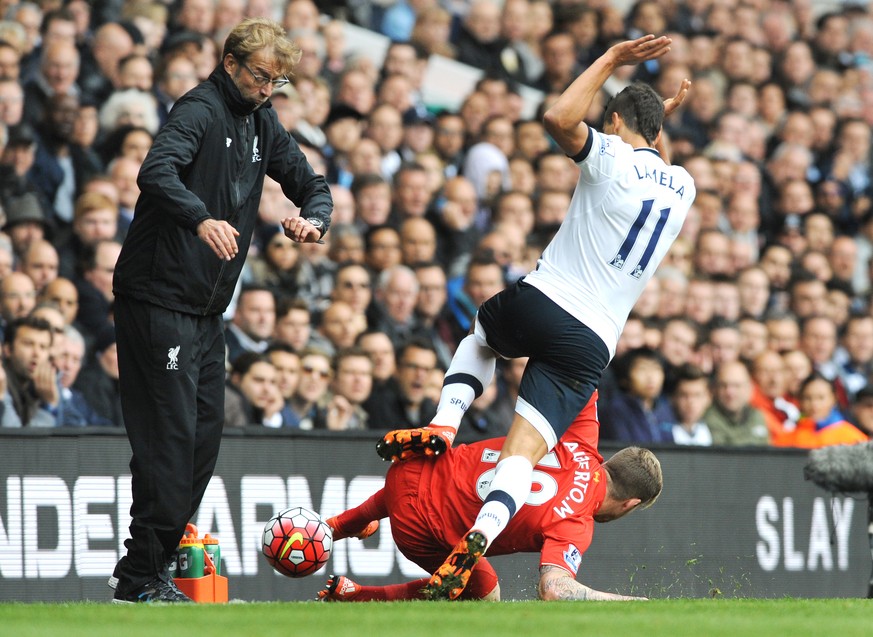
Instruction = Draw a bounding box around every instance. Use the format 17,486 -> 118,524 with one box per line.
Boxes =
238,58 -> 290,89
166,72 -> 197,82
340,281 -> 370,289
301,365 -> 331,379
400,361 -> 435,373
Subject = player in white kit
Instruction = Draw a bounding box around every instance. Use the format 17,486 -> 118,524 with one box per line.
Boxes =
376,35 -> 696,600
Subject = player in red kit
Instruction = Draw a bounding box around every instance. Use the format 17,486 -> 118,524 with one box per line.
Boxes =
321,393 -> 661,601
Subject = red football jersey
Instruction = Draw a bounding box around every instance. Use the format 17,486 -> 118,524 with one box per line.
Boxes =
414,393 -> 605,576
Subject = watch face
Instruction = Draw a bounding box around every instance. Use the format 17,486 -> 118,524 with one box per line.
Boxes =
307,218 -> 323,229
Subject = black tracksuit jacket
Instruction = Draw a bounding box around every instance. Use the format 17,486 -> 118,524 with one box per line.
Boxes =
113,65 -> 332,315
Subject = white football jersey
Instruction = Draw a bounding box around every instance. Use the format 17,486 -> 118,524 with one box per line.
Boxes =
524,127 -> 695,359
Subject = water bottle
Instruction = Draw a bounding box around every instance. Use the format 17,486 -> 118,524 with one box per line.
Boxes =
177,536 -> 205,578
202,534 -> 221,575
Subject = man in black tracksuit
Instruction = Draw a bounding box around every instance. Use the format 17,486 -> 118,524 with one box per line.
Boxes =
110,18 -> 332,603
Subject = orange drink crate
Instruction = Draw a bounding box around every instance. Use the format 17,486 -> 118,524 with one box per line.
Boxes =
174,525 -> 229,603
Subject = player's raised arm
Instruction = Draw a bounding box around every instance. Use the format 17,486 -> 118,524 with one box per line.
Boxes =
655,78 -> 692,165
543,35 -> 672,157
538,565 -> 647,601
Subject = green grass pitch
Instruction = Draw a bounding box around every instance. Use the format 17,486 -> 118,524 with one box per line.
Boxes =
1,599 -> 871,637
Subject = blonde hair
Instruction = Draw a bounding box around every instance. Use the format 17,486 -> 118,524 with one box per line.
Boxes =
604,447 -> 663,509
122,0 -> 169,24
222,18 -> 301,77
0,20 -> 26,55
74,192 -> 117,223
411,7 -> 455,58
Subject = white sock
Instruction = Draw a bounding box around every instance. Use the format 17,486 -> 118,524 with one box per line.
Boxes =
431,334 -> 495,429
472,456 -> 533,546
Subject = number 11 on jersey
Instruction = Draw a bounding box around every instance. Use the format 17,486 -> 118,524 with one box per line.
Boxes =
608,198 -> 672,279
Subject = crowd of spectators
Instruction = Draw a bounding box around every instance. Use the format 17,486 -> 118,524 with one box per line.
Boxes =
0,0 -> 871,449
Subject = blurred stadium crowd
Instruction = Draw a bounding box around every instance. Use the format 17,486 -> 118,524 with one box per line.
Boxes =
0,0 -> 872,449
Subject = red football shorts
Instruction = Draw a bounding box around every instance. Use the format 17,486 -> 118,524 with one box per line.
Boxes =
385,457 -> 499,600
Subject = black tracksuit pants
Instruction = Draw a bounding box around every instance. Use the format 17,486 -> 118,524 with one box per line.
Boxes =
113,295 -> 226,594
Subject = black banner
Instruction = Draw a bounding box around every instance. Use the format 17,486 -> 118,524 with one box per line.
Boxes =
0,431 -> 869,601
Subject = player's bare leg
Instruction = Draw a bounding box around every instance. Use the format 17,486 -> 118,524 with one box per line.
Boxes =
425,417 -> 548,600
377,321 -> 496,462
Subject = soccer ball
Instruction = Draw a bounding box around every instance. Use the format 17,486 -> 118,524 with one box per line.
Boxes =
262,506 -> 333,578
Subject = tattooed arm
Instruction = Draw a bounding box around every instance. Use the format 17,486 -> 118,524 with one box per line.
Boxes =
537,566 -> 648,601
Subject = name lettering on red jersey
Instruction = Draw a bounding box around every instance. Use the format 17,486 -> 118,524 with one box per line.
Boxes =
553,442 -> 597,519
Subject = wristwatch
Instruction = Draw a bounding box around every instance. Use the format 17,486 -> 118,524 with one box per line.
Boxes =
305,217 -> 325,242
